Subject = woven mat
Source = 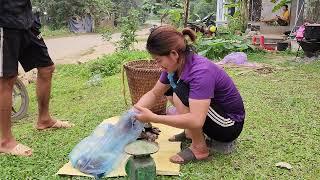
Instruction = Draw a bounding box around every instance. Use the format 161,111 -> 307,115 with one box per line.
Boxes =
57,116 -> 181,178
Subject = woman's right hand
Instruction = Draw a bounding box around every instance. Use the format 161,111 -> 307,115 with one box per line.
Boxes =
134,105 -> 157,123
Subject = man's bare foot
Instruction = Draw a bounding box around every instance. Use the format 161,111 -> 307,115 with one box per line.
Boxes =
36,119 -> 56,130
0,139 -> 32,156
0,138 -> 18,150
36,119 -> 74,130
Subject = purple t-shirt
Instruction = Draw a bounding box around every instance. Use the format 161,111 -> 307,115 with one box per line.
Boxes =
159,53 -> 245,122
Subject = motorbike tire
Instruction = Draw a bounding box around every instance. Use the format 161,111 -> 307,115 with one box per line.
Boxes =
11,78 -> 29,121
187,24 -> 202,33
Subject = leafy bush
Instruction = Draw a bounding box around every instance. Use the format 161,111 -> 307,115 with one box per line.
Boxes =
189,0 -> 217,21
146,0 -> 183,27
167,9 -> 184,27
96,26 -> 116,41
195,35 -> 254,60
32,0 -> 113,29
159,8 -> 184,27
88,51 -> 150,77
224,1 -> 244,34
117,10 -> 140,51
142,0 -> 162,15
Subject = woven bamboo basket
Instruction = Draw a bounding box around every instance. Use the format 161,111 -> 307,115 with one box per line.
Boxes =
123,60 -> 167,115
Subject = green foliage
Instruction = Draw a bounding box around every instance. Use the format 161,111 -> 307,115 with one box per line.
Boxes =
272,0 -> 292,12
31,0 -> 113,29
96,26 -> 116,41
2,52 -> 320,179
112,0 -> 147,25
196,35 -> 254,60
88,51 -> 150,77
189,0 -> 217,21
145,0 -> 184,27
117,10 -> 140,51
40,26 -> 72,38
164,0 -> 184,9
159,8 -> 184,27
224,1 -> 244,34
142,0 -> 162,15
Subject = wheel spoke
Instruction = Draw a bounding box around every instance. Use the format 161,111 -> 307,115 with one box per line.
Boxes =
13,87 -> 18,94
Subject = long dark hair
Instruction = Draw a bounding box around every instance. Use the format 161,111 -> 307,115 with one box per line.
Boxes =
146,25 -> 197,57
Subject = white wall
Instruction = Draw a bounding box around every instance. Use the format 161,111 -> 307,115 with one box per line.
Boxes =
216,0 -> 228,25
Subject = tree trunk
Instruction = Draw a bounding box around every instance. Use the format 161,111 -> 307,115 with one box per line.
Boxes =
249,0 -> 262,22
184,0 -> 190,27
305,0 -> 320,23
240,0 -> 249,31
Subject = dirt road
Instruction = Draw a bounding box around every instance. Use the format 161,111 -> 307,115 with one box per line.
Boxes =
45,28 -> 150,64
19,21 -> 160,82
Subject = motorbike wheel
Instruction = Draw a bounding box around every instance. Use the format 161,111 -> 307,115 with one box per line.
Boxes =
187,24 -> 200,33
11,78 -> 29,121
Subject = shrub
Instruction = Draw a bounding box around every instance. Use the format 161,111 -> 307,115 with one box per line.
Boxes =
88,51 -> 150,77
117,10 -> 140,51
195,35 -> 254,60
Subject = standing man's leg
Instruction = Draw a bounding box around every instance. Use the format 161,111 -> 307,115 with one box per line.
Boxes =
35,65 -> 57,129
0,77 -> 17,148
35,65 -> 72,129
0,27 -> 32,156
20,28 -> 73,130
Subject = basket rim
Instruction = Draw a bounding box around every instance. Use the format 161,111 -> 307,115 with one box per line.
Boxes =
123,59 -> 162,72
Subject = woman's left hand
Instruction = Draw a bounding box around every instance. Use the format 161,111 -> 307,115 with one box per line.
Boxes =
134,105 -> 157,123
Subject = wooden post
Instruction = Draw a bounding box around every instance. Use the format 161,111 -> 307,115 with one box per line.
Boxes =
184,0 -> 190,27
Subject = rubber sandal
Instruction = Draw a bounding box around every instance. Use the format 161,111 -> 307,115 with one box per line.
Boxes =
169,148 -> 211,164
36,120 -> 74,130
168,131 -> 191,142
0,144 -> 32,157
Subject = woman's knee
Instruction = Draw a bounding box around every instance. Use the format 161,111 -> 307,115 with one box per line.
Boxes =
186,128 -> 203,136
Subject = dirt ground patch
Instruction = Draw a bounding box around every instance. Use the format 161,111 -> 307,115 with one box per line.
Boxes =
18,24 -> 155,84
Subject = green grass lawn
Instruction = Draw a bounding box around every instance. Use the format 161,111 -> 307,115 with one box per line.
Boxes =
0,52 -> 319,179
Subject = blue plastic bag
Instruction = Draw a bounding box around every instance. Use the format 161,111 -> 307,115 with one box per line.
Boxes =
69,110 -> 144,178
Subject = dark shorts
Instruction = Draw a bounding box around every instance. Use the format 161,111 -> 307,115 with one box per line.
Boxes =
165,80 -> 244,142
0,27 -> 54,77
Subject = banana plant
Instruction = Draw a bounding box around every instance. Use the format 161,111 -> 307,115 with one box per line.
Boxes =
271,0 -> 292,12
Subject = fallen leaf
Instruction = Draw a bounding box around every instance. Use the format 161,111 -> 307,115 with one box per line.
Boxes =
276,162 -> 293,170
